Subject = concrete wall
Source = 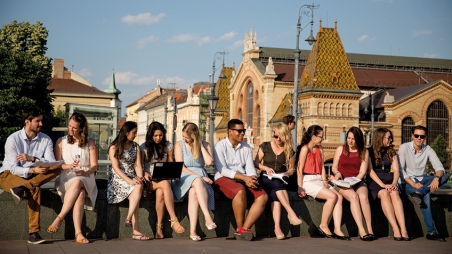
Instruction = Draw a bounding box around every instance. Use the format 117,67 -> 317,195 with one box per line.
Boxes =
1,186 -> 451,240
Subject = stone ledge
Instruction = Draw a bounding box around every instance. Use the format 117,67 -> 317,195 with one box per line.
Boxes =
0,187 -> 451,241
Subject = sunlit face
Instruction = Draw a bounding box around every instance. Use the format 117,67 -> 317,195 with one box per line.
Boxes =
68,119 -> 81,138
412,129 -> 426,147
347,132 -> 356,149
313,130 -> 324,145
126,128 -> 137,141
25,115 -> 43,134
228,124 -> 245,143
273,130 -> 284,146
182,131 -> 194,145
153,130 -> 164,144
382,131 -> 393,147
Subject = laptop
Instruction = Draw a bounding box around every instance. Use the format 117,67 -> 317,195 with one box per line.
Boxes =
151,162 -> 184,180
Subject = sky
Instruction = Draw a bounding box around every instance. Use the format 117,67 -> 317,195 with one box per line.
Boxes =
1,0 -> 451,117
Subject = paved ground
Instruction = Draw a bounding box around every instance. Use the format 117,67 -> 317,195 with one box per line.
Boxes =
1,236 -> 451,254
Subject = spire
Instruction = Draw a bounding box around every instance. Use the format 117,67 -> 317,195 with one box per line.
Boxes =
104,69 -> 121,99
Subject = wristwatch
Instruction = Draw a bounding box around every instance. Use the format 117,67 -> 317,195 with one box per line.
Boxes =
32,156 -> 39,162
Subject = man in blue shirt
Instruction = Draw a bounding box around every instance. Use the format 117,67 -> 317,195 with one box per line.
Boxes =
213,119 -> 268,241
0,107 -> 61,244
398,125 -> 449,242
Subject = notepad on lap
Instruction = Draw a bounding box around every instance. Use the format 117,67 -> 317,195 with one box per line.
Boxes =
151,162 -> 183,180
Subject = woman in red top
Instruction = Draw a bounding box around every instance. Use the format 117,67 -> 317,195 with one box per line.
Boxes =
331,126 -> 374,241
296,125 -> 349,240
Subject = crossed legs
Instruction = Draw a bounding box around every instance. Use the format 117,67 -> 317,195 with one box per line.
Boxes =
272,190 -> 300,236
187,178 -> 214,236
151,180 -> 184,237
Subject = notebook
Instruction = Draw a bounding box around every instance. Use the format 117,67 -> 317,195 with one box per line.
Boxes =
151,162 -> 184,180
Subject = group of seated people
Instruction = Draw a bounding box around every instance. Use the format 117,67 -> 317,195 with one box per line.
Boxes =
0,108 -> 448,244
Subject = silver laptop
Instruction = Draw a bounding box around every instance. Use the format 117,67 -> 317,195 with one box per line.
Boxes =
151,162 -> 183,180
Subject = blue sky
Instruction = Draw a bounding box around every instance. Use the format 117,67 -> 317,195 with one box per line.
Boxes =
1,0 -> 451,116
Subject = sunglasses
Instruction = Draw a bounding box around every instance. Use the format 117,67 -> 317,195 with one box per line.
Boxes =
231,128 -> 246,134
384,136 -> 393,140
72,112 -> 84,121
273,135 -> 280,139
414,134 -> 426,139
25,108 -> 44,119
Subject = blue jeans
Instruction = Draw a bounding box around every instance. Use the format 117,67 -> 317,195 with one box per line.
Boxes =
404,173 -> 449,234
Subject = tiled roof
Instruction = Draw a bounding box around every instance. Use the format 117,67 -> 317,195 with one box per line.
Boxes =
126,87 -> 162,107
49,78 -> 114,98
217,67 -> 234,111
193,82 -> 210,94
269,93 -> 292,124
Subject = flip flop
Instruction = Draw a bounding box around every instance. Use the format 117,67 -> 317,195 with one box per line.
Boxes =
132,234 -> 150,241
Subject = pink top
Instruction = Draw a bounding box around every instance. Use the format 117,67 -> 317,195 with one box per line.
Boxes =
302,145 -> 322,175
338,145 -> 362,178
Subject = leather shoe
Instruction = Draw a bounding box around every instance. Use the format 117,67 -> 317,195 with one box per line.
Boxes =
402,236 -> 411,241
393,236 -> 403,241
332,233 -> 350,241
318,227 -> 333,238
10,187 -> 28,204
426,232 -> 445,242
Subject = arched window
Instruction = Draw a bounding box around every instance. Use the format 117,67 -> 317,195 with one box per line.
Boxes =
330,103 -> 334,116
318,102 -> 322,115
256,105 -> 261,137
246,82 -> 253,128
348,104 -> 352,116
323,102 -> 328,116
336,103 -> 340,116
427,100 -> 449,146
238,108 -> 242,120
402,117 -> 414,144
342,103 -> 346,116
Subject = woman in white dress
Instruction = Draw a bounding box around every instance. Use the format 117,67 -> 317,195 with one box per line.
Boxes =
140,121 -> 185,238
48,112 -> 98,244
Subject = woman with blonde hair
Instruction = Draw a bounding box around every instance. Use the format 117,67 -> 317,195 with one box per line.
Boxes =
172,122 -> 216,241
254,123 -> 301,240
368,128 -> 409,241
48,112 -> 98,244
296,125 -> 349,240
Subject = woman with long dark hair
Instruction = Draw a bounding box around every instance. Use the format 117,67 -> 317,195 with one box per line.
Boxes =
368,128 -> 409,241
331,126 -> 374,241
107,121 -> 149,241
49,112 -> 98,244
140,121 -> 185,238
296,125 -> 349,240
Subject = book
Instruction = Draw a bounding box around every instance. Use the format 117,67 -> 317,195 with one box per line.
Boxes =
31,160 -> 63,168
263,173 -> 289,185
331,177 -> 361,188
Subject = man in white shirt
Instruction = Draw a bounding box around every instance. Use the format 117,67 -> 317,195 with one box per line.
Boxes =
398,125 -> 449,242
213,119 -> 268,241
0,107 -> 61,244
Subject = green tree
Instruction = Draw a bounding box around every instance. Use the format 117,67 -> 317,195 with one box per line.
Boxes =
427,134 -> 452,174
0,21 -> 56,158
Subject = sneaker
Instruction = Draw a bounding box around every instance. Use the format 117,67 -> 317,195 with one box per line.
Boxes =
10,187 -> 27,204
426,232 -> 446,242
28,232 -> 46,244
408,193 -> 422,205
234,227 -> 254,241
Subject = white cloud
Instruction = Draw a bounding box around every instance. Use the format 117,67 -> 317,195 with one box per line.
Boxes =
198,36 -> 211,46
358,35 -> 376,42
78,68 -> 92,77
423,53 -> 439,58
121,12 -> 165,25
412,30 -> 432,37
103,71 -> 158,86
229,40 -> 243,50
217,31 -> 236,41
167,34 -> 198,43
137,36 -> 160,49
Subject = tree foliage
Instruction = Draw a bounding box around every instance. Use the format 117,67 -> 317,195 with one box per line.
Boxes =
0,21 -> 56,157
429,134 -> 452,172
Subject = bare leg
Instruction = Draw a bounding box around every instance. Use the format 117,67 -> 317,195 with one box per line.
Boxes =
127,184 -> 145,236
152,180 -> 184,233
155,188 -> 165,225
356,186 -> 373,235
49,179 -> 84,231
232,190 -> 247,229
73,190 -> 89,243
331,189 -> 345,236
275,190 -> 299,221
242,194 -> 268,229
271,201 -> 283,236
390,191 -> 408,237
315,188 -> 338,235
191,178 -> 214,225
378,189 -> 401,237
339,188 -> 367,237
188,187 -> 199,236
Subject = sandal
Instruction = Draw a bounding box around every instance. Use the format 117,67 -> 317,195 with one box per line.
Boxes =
47,215 -> 63,233
189,235 -> 201,241
169,218 -> 185,234
206,222 -> 217,230
155,223 -> 164,239
74,232 -> 89,244
132,233 -> 150,241
125,219 -> 132,227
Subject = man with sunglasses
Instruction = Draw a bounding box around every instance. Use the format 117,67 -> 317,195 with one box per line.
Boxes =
213,119 -> 268,241
0,107 -> 62,244
398,125 -> 449,242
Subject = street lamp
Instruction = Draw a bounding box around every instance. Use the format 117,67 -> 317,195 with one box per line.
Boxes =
209,51 -> 226,148
292,3 -> 319,147
172,95 -> 178,146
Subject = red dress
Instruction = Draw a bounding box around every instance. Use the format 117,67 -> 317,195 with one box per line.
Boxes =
338,145 -> 362,178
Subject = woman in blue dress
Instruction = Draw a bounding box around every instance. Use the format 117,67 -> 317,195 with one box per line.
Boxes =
172,122 -> 216,241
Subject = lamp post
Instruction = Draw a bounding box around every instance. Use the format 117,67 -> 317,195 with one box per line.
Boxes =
209,51 -> 226,148
292,3 -> 319,147
172,96 -> 177,147
364,88 -> 384,144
